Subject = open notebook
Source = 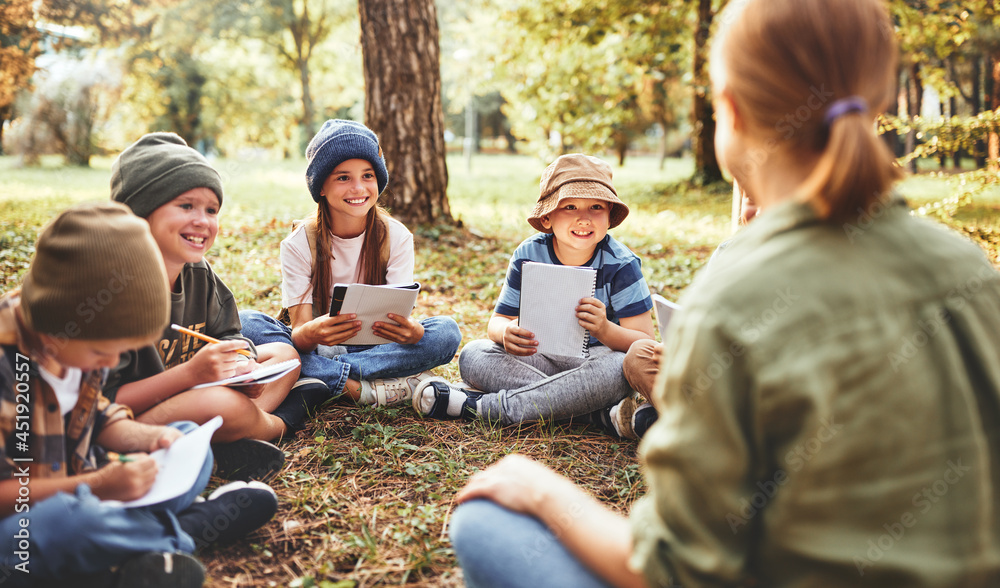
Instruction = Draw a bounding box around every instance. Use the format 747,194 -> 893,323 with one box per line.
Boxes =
192,358 -> 300,389
329,282 -> 421,345
652,293 -> 682,341
102,416 -> 223,508
519,262 -> 597,358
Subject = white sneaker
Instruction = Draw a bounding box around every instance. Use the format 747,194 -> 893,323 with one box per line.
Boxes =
361,371 -> 448,407
208,480 -> 276,501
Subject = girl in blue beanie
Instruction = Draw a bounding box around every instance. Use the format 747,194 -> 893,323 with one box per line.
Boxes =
240,120 -> 461,410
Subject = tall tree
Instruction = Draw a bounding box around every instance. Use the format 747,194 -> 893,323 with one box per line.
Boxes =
0,0 -> 41,155
215,0 -> 346,146
358,0 -> 451,225
690,0 -> 724,184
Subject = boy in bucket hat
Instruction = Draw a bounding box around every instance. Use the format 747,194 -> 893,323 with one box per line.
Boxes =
414,154 -> 655,432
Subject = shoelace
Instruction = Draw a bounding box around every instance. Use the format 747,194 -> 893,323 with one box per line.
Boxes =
375,379 -> 412,405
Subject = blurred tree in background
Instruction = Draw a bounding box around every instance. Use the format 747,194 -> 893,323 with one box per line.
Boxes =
445,0 -> 722,181
214,0 -> 361,153
0,0 -> 41,155
6,54 -> 120,166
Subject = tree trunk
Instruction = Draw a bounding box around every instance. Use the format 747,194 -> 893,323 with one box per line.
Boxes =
904,64 -> 923,173
615,132 -> 628,166
974,56 -> 987,168
989,55 -> 1000,170
0,105 -> 8,157
950,95 -> 962,169
658,122 -> 668,170
359,0 -> 451,226
504,126 -> 517,153
299,57 -> 316,145
691,0 -> 723,185
882,69 -> 903,157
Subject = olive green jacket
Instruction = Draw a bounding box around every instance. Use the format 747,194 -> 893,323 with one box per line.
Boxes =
631,197 -> 1000,587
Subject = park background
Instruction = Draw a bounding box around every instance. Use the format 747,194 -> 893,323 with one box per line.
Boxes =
2,1 -> 1000,586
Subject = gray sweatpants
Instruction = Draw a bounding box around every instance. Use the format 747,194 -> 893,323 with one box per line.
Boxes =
457,339 -> 633,425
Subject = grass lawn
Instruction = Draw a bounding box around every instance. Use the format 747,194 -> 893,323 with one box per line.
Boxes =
1,152 -> 998,586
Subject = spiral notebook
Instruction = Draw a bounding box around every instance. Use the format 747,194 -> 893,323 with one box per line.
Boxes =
519,262 -> 597,358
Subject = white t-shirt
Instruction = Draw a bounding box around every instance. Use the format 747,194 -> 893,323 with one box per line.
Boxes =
280,215 -> 415,309
39,364 -> 83,416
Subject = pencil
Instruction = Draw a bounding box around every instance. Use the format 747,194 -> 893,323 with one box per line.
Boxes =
107,452 -> 136,463
170,323 -> 254,357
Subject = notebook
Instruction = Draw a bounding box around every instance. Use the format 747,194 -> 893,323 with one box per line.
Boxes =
519,262 -> 597,358
102,416 -> 223,508
329,282 -> 421,345
652,293 -> 681,341
191,358 -> 300,389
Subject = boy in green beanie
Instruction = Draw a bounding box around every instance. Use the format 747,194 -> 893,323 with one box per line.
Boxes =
0,202 -> 277,587
106,132 -> 302,481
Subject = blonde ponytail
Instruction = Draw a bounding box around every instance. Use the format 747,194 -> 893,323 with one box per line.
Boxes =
803,108 -> 903,221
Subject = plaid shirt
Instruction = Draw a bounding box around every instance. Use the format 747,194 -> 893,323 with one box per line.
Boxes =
0,296 -> 131,482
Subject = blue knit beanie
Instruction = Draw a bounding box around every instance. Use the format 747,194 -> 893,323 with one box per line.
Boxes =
305,119 -> 389,202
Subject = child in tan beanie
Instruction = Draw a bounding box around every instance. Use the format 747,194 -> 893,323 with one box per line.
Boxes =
0,202 -> 277,586
106,132 -> 302,482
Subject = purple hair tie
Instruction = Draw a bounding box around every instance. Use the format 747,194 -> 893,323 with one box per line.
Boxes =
824,96 -> 868,126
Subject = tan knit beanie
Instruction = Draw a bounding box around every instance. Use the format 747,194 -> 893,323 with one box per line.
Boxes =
20,202 -> 170,340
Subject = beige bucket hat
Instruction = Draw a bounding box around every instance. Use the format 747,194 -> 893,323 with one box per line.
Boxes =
527,154 -> 629,233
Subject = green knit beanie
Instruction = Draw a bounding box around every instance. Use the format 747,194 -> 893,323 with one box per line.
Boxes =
110,132 -> 224,218
20,202 -> 170,340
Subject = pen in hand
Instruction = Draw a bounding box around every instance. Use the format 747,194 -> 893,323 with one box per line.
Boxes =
107,452 -> 136,463
170,324 -> 253,358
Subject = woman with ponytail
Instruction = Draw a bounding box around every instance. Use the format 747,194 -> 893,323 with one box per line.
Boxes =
240,120 -> 461,424
445,1 -> 1000,587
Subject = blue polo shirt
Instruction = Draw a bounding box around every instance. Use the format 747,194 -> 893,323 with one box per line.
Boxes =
494,233 -> 652,348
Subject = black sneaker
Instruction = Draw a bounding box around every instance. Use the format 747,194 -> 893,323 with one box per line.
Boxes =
632,403 -> 658,439
611,395 -> 658,440
178,481 -> 278,550
114,551 -> 205,588
212,438 -> 285,482
272,377 -> 330,435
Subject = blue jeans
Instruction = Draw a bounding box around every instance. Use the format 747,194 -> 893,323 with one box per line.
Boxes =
0,421 -> 212,583
450,499 -> 612,588
239,310 -> 461,395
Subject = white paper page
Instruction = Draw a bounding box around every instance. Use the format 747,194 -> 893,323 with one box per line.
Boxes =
191,358 -> 300,389
519,263 -> 596,358
103,415 -> 223,509
652,294 -> 682,341
340,283 -> 421,345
